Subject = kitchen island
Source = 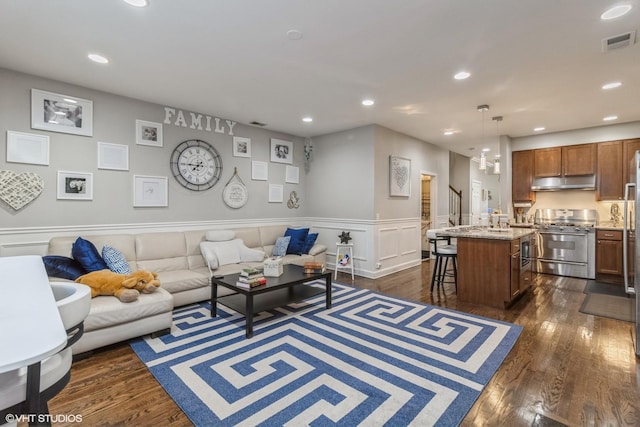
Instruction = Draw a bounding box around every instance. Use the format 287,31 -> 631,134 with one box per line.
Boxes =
434,226 -> 537,309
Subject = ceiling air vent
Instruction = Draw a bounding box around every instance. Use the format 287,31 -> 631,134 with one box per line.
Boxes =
249,121 -> 267,127
602,30 -> 636,52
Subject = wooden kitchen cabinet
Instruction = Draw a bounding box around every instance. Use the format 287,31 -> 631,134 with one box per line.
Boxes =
534,147 -> 562,177
562,143 -> 596,176
623,138 -> 640,185
512,150 -> 536,203
596,229 -> 623,284
596,140 -> 623,200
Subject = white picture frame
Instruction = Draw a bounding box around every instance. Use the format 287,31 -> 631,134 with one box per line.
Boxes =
6,131 -> 50,165
97,142 -> 129,171
268,184 -> 284,203
31,89 -> 93,136
232,136 -> 251,158
251,161 -> 268,181
389,155 -> 411,197
285,165 -> 299,184
270,138 -> 293,164
57,171 -> 93,200
135,120 -> 163,147
133,175 -> 168,207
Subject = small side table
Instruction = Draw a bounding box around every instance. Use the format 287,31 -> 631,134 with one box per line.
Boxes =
335,243 -> 354,280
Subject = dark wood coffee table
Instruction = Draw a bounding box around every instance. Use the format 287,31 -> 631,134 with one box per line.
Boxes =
210,264 -> 332,338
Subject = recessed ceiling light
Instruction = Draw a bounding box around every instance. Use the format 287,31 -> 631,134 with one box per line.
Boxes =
534,127 -> 545,132
603,115 -> 618,121
362,99 -> 375,106
602,81 -> 622,90
454,71 -> 471,80
495,154 -> 501,158
601,5 -> 632,20
88,53 -> 109,64
286,29 -> 303,40
482,148 -> 491,152
123,0 -> 148,7
302,116 -> 313,123
444,130 -> 454,136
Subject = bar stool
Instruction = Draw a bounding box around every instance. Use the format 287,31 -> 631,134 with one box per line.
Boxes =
428,236 -> 457,293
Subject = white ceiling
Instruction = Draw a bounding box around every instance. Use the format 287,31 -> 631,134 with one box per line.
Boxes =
1,0 -> 639,158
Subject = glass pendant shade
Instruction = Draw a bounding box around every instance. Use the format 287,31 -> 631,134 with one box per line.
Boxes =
494,159 -> 501,174
479,152 -> 487,170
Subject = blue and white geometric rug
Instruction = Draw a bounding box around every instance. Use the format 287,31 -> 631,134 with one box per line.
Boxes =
131,281 -> 522,426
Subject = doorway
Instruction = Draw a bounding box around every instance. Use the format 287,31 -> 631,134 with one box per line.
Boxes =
421,174 -> 434,260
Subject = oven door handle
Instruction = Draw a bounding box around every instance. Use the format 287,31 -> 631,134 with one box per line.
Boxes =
537,231 -> 588,237
536,259 -> 586,266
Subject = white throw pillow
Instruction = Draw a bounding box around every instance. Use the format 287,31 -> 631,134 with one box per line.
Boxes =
239,245 -> 265,262
212,239 -> 242,266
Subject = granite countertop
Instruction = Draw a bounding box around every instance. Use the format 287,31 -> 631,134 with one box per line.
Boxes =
434,226 -> 536,240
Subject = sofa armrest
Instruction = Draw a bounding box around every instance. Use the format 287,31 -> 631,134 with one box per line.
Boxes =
308,244 -> 327,256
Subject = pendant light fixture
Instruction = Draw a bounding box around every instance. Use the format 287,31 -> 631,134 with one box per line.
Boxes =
477,105 -> 489,170
492,115 -> 502,174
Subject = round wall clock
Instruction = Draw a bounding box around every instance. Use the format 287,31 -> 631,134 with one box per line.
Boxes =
170,139 -> 223,191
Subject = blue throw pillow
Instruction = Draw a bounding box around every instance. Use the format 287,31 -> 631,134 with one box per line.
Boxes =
72,237 -> 109,272
102,245 -> 132,274
42,255 -> 87,280
301,233 -> 318,254
284,227 -> 309,255
272,236 -> 291,257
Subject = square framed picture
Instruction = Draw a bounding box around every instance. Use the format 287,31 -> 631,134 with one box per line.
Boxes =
232,136 -> 251,158
251,161 -> 268,181
268,184 -> 284,203
136,120 -> 163,147
270,138 -> 293,164
389,155 -> 411,197
133,175 -> 168,207
285,165 -> 299,184
97,142 -> 129,171
31,89 -> 93,136
6,131 -> 50,165
57,171 -> 93,200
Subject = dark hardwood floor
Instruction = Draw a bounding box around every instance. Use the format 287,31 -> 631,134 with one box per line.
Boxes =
44,260 -> 639,427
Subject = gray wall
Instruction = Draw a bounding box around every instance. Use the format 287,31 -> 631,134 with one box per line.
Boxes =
0,68 -> 306,227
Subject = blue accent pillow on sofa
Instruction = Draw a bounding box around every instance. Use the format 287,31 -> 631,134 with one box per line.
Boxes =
102,245 -> 132,274
301,233 -> 318,254
284,228 -> 309,255
272,236 -> 291,257
42,255 -> 87,280
72,237 -> 109,272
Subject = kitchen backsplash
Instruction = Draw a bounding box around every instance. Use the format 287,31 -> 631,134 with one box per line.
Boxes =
520,190 -> 630,225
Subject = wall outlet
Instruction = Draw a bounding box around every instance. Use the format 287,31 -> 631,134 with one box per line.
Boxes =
376,262 -> 382,269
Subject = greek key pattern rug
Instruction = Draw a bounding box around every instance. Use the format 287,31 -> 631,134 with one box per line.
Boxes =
131,281 -> 522,426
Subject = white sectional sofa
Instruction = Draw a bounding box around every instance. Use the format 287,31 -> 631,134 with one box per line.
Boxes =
47,225 -> 326,355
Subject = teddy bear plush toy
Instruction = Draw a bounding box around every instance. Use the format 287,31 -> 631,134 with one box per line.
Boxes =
75,269 -> 160,303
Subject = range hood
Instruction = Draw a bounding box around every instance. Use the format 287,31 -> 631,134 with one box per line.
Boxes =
531,175 -> 596,191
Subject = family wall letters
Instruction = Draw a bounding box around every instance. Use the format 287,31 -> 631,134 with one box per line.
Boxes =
163,107 -> 236,135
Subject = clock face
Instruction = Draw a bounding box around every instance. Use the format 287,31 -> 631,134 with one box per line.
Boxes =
170,139 -> 223,191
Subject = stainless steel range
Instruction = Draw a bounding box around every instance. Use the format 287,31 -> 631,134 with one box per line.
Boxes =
533,208 -> 598,279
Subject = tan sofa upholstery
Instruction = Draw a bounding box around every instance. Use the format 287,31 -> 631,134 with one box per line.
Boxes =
47,225 -> 326,354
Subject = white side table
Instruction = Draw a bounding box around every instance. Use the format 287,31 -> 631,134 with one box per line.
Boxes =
335,243 -> 354,280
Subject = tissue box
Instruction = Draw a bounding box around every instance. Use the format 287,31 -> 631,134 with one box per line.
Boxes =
263,257 -> 284,277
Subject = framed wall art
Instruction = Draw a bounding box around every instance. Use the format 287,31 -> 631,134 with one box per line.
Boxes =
389,155 -> 411,197
136,120 -> 163,147
97,142 -> 129,171
270,138 -> 293,164
31,89 -> 93,136
268,184 -> 284,203
232,136 -> 251,158
133,175 -> 168,207
6,131 -> 50,165
251,161 -> 268,181
57,171 -> 93,200
285,165 -> 299,184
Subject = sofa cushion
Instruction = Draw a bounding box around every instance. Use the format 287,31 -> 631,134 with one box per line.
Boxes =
42,255 -> 86,280
284,228 -> 309,255
200,239 -> 265,270
273,236 -> 291,257
83,288 -> 173,331
205,230 -> 235,242
301,233 -> 318,254
102,245 -> 132,274
72,237 -> 109,272
155,269 -> 209,294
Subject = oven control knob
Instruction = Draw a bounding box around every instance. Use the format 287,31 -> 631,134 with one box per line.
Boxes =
575,227 -> 581,232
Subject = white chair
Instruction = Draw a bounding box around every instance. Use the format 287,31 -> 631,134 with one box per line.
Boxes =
0,282 -> 90,427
